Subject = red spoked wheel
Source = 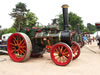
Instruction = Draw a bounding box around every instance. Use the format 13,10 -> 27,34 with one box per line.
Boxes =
51,43 -> 72,66
7,32 -> 32,62
71,41 -> 80,60
77,41 -> 84,48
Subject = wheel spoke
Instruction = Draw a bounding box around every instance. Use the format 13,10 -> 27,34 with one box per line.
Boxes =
20,46 -> 26,49
56,56 -> 59,61
12,36 -> 16,41
63,56 -> 68,62
20,50 -> 25,55
21,48 -> 26,51
13,40 -> 16,44
74,46 -> 77,50
54,54 -> 58,57
10,43 -> 16,46
60,46 -> 63,53
62,52 -> 69,56
62,56 -> 65,63
64,56 -> 68,61
59,57 -> 61,62
64,54 -> 70,58
19,39 -> 24,45
11,50 -> 15,53
62,48 -> 67,53
11,49 -> 18,53
12,47 -> 15,49
58,46 -> 61,52
56,57 -> 60,62
13,37 -> 18,44
55,49 -> 59,54
18,36 -> 21,43
72,46 -> 78,54
21,42 -> 25,46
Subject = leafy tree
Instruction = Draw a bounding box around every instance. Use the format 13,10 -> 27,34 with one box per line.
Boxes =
10,2 -> 29,31
69,12 -> 83,30
83,27 -> 89,32
26,12 -> 38,27
91,25 -> 96,33
58,12 -> 84,32
58,14 -> 63,30
5,27 -> 16,34
10,2 -> 38,31
0,25 -> 1,28
87,23 -> 96,34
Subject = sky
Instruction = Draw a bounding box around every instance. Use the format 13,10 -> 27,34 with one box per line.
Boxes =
0,0 -> 100,29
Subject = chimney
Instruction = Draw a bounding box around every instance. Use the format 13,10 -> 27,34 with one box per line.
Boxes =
62,4 -> 69,30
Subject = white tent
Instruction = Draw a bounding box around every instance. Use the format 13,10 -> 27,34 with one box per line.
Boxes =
90,31 -> 100,39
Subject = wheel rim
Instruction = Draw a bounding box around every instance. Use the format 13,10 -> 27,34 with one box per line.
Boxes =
51,43 -> 72,66
71,42 -> 80,60
7,33 -> 27,62
78,41 -> 83,48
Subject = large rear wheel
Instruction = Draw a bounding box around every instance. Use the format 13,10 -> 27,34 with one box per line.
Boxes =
7,32 -> 32,62
51,43 -> 72,66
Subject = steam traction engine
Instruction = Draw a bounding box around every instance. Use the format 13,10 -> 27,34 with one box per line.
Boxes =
95,22 -> 100,40
72,24 -> 84,48
7,5 -> 80,66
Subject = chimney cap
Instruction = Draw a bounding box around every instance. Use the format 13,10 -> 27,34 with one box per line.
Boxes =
62,4 -> 69,8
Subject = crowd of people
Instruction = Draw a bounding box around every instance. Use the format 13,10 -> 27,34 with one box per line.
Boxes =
82,34 -> 100,49
82,35 -> 95,45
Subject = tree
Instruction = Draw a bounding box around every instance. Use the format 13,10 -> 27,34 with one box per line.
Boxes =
5,27 -> 16,34
26,12 -> 38,27
58,14 -> 63,30
10,2 -> 29,31
87,23 -> 96,34
10,2 -> 38,31
58,12 -> 84,32
83,27 -> 89,32
69,12 -> 83,30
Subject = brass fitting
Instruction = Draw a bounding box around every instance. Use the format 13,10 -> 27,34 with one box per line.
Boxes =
62,4 -> 69,8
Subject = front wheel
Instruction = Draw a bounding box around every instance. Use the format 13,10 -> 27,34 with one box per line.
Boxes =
7,32 -> 32,62
51,43 -> 72,66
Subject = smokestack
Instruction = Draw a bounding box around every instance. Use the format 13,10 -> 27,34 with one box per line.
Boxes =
62,4 -> 69,30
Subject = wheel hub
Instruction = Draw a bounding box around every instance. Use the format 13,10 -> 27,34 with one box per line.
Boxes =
15,45 -> 19,49
59,53 -> 62,57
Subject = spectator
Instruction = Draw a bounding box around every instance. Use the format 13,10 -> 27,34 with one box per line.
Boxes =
97,36 -> 100,48
93,37 -> 95,42
82,35 -> 87,44
87,37 -> 92,45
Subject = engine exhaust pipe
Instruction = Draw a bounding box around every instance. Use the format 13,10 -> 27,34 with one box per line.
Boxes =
62,4 -> 69,30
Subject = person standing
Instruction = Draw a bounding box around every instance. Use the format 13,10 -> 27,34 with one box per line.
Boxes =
87,37 -> 92,45
83,35 -> 87,44
93,37 -> 95,42
97,36 -> 100,48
